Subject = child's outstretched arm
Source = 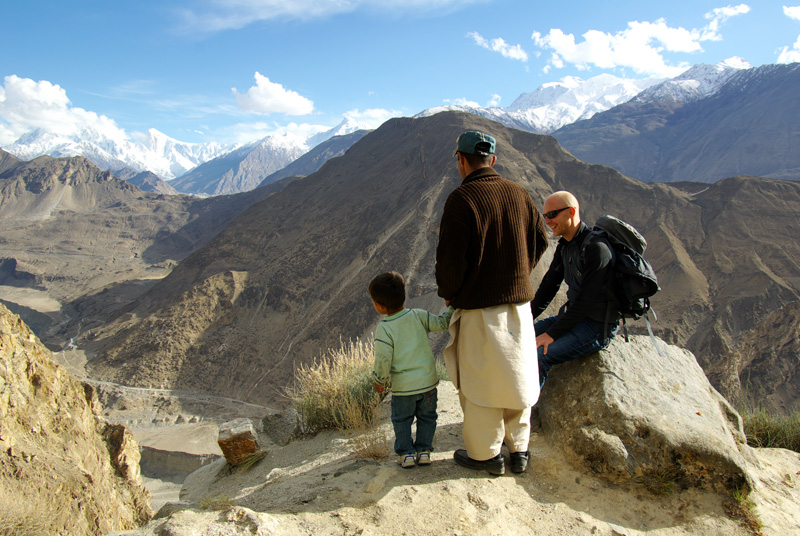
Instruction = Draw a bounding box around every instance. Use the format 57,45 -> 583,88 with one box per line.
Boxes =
425,305 -> 456,333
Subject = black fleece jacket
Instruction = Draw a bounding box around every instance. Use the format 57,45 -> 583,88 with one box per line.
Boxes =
530,221 -> 619,339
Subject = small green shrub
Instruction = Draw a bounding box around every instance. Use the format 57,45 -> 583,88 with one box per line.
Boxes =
724,486 -> 763,535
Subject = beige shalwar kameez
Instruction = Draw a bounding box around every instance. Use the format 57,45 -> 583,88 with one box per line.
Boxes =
444,302 -> 539,460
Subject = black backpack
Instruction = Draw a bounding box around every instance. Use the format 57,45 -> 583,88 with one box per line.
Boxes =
582,215 -> 661,350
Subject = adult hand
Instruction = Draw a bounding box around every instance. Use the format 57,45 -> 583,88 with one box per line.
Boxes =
536,333 -> 554,355
373,382 -> 385,394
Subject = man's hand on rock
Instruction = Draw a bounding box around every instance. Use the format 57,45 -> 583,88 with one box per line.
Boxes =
536,333 -> 554,355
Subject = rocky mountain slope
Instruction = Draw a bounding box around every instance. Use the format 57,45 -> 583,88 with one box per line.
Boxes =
0,303 -> 152,535
0,150 -> 262,346
82,111 -> 800,414
553,63 -> 800,183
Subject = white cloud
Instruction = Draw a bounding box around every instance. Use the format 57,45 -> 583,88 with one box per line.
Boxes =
783,5 -> 800,20
778,35 -> 800,63
779,6 -> 800,63
0,75 -> 128,146
180,0 -> 487,33
487,94 -> 502,107
233,72 -> 314,116
468,32 -> 529,61
531,6 -> 750,77
700,4 -> 751,41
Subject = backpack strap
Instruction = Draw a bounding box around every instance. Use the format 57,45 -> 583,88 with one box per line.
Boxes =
585,231 -> 620,344
644,308 -> 664,357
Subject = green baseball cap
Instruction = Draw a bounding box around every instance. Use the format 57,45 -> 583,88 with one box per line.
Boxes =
454,131 -> 496,156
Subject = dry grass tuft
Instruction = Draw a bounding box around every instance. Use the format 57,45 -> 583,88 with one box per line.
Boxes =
740,406 -> 800,452
340,394 -> 390,460
285,338 -> 389,458
285,338 -> 380,430
635,466 -> 680,496
0,480 -> 67,536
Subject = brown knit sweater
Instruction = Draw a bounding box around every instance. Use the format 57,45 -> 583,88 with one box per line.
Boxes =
435,167 -> 549,310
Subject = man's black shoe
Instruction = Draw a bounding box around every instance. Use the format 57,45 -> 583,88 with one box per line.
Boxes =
510,451 -> 529,473
453,449 -> 505,475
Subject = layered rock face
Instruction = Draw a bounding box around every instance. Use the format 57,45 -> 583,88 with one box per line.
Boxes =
0,304 -> 152,535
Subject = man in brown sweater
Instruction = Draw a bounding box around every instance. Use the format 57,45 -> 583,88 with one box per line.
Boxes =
436,130 -> 548,475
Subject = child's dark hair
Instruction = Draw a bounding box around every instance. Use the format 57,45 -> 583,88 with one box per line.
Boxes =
369,271 -> 406,311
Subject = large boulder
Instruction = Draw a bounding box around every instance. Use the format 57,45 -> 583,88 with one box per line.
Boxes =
0,304 -> 152,535
217,418 -> 266,466
539,335 -> 759,493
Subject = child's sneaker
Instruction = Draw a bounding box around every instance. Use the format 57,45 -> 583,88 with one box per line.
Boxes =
416,450 -> 432,466
399,454 -> 416,468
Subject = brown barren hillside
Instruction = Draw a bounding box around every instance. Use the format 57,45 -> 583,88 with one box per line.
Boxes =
0,152 -> 260,346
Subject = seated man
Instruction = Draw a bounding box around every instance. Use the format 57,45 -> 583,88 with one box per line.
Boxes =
531,191 -> 618,386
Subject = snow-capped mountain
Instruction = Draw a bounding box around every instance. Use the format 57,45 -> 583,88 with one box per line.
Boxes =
417,73 -> 666,133
633,57 -> 751,104
6,126 -> 232,180
3,115 -> 372,187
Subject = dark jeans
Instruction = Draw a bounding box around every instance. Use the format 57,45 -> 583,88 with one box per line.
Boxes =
391,388 -> 438,456
535,316 -> 617,386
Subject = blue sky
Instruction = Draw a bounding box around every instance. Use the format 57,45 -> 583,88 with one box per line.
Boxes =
2,1 -> 800,147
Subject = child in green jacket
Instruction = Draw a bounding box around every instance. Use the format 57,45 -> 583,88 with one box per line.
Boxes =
369,271 -> 454,469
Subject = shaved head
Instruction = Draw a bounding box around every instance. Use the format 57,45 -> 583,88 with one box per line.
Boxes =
544,191 -> 580,216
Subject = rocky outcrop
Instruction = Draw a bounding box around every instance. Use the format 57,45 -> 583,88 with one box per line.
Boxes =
102,372 -> 800,536
0,304 -> 152,535
539,335 -> 759,493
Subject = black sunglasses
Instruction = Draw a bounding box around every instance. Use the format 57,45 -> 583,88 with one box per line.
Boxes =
543,206 -> 572,219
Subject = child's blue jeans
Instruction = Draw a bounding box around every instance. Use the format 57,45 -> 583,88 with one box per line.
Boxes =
391,388 -> 438,456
